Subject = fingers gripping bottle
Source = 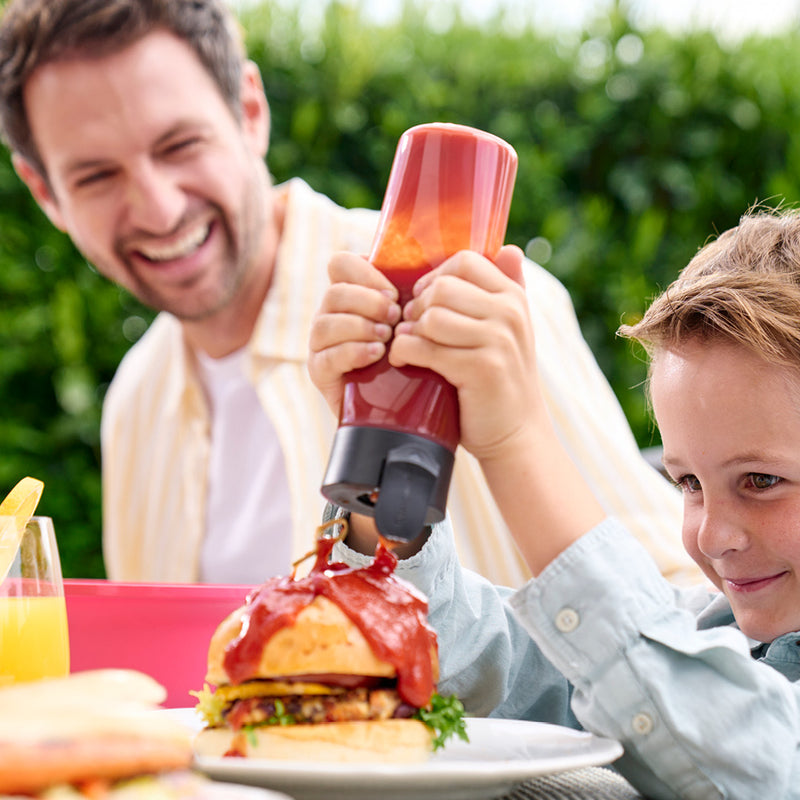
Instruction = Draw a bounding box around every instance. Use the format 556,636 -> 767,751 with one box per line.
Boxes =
321,123 -> 518,542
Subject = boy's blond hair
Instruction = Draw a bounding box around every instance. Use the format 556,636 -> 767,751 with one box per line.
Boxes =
619,208 -> 800,370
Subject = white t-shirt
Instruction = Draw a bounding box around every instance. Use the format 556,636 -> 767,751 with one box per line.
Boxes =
195,348 -> 291,584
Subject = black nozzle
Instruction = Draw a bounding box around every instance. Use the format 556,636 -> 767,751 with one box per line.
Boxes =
321,426 -> 455,541
374,444 -> 439,541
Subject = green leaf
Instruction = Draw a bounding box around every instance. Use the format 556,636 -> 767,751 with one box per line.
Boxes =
414,693 -> 469,751
267,698 -> 296,726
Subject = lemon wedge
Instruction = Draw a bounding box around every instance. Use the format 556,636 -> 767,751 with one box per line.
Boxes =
0,477 -> 44,583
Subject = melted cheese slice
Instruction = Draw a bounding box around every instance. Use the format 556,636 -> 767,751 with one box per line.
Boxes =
213,679 -> 341,703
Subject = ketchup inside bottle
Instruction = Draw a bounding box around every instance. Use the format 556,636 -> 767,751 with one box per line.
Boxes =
340,263 -> 459,451
338,125 -> 517,453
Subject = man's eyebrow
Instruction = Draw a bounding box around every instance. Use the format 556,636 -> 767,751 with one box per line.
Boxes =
151,120 -> 207,145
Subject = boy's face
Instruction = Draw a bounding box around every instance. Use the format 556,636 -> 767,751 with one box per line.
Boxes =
16,30 -> 270,323
652,337 -> 800,642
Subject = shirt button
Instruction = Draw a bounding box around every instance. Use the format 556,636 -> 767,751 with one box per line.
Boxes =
631,712 -> 654,736
555,607 -> 580,633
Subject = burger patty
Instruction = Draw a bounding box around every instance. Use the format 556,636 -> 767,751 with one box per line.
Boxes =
224,687 -> 417,729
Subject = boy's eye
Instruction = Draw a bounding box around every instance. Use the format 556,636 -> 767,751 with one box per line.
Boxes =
747,473 -> 780,490
675,474 -> 701,493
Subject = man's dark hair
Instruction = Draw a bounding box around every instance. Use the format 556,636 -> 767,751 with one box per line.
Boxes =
0,0 -> 245,176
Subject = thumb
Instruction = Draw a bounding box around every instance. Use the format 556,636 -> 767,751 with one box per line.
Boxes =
494,244 -> 525,288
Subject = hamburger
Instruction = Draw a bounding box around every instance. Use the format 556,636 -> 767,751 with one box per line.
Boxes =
192,530 -> 466,762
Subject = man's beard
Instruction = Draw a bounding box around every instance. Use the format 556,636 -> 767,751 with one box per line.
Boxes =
119,187 -> 265,322
122,241 -> 247,322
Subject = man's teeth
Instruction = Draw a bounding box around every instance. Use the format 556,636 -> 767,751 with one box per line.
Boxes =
139,223 -> 210,262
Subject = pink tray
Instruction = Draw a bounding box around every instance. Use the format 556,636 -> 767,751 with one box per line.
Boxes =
64,580 -> 255,708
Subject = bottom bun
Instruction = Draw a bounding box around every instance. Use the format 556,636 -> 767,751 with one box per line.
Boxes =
194,719 -> 433,763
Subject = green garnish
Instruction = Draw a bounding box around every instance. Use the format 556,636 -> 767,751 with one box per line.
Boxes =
267,698 -> 296,726
414,693 -> 469,750
245,725 -> 258,747
190,683 -> 226,727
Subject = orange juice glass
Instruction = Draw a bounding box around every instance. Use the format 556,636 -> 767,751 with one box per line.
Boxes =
0,516 -> 70,686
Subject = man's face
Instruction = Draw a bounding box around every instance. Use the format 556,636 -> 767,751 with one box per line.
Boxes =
652,337 -> 800,642
20,30 -> 270,322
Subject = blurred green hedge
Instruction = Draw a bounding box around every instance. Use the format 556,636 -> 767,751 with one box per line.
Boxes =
3,0 -> 800,577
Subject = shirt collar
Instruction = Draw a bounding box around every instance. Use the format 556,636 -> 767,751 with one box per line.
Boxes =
170,177 -> 378,405
248,177 -> 378,363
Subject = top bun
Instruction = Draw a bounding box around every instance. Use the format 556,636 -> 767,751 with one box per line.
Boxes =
207,595 -> 399,686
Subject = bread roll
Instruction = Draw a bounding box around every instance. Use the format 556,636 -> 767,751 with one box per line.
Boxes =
207,595 -> 438,686
207,596 -> 398,685
0,670 -> 192,795
194,718 -> 433,763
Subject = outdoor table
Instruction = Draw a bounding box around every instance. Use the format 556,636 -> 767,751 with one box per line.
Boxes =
502,766 -> 644,799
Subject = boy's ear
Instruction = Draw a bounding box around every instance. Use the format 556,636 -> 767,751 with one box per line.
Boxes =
12,153 -> 67,231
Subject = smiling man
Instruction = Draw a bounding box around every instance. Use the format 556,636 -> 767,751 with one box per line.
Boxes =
0,0 -> 698,586
16,30 -> 273,354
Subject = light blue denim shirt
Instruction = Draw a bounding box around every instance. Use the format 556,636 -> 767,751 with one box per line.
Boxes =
333,516 -> 800,799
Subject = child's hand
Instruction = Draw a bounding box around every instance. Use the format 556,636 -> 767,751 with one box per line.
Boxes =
389,245 -> 545,462
310,244 -> 603,572
391,244 -> 604,573
308,252 -> 401,418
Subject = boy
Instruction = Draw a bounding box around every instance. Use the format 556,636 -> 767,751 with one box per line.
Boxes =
309,211 -> 800,797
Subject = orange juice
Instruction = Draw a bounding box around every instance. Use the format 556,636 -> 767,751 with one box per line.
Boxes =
0,596 -> 70,685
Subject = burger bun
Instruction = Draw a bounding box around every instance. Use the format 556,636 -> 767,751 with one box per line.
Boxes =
208,595 -> 436,685
0,670 -> 192,795
194,718 -> 433,763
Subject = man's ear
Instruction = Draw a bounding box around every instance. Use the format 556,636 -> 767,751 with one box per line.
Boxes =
12,153 -> 67,231
240,60 -> 270,158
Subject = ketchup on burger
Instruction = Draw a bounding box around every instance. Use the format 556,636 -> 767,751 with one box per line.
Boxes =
192,524 -> 466,762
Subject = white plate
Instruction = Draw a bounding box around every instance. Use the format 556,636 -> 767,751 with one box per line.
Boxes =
187,778 -> 294,800
171,711 -> 622,800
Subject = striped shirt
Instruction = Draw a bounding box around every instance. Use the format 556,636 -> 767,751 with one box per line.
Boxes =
101,178 -> 701,587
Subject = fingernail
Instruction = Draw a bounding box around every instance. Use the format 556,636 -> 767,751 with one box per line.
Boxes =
375,323 -> 393,340
413,274 -> 432,294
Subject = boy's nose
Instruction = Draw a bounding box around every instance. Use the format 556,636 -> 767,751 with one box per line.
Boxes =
695,504 -> 749,559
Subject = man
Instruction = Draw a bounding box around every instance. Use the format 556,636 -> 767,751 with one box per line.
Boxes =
0,0 -> 699,585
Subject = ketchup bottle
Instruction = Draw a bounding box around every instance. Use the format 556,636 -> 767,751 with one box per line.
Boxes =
321,123 -> 518,541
